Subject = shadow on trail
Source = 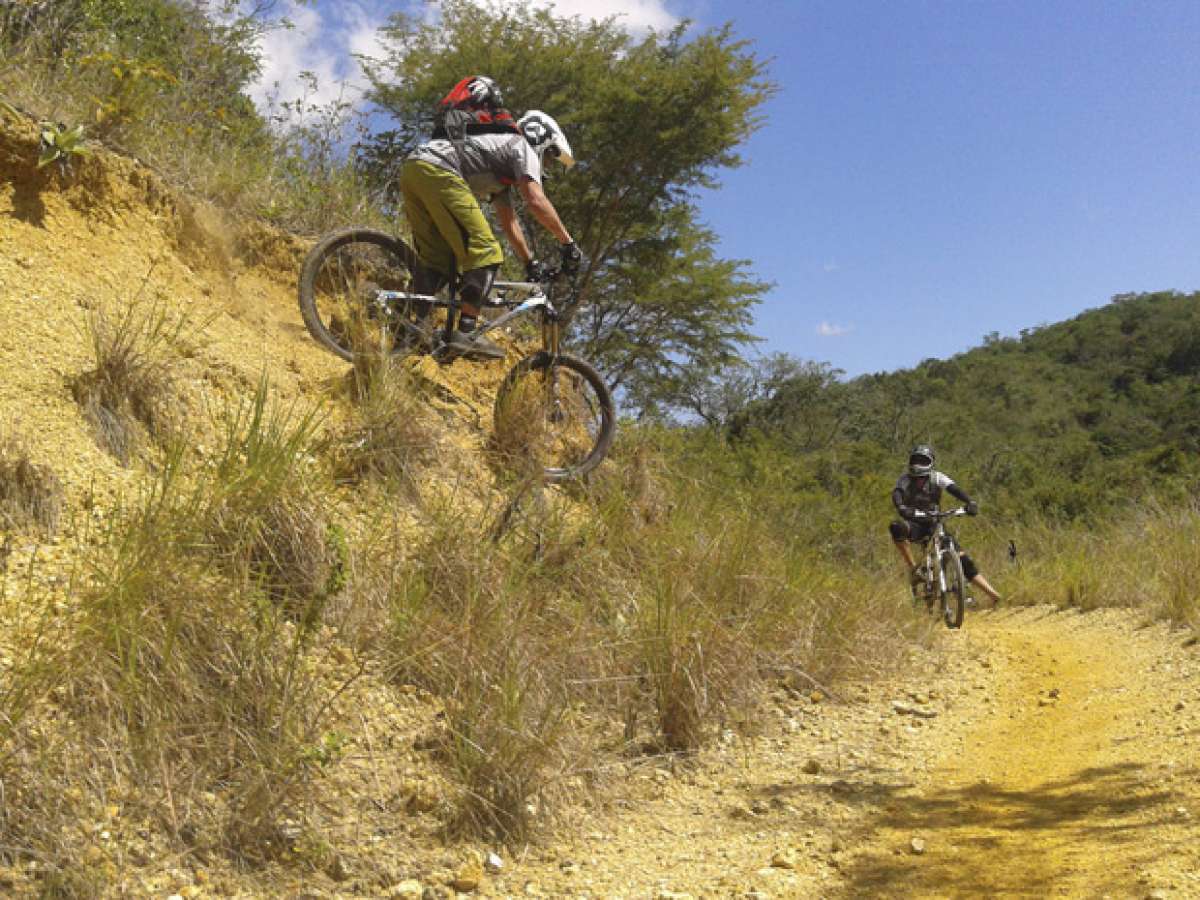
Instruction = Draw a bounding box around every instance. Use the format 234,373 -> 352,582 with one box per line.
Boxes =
822,762 -> 1193,898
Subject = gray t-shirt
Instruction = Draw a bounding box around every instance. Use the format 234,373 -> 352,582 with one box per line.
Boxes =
894,471 -> 955,513
408,133 -> 543,202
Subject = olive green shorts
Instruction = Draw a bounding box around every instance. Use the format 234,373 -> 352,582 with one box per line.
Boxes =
398,159 -> 504,276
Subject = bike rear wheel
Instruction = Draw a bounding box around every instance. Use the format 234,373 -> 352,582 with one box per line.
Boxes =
298,227 -> 429,361
939,545 -> 966,629
493,351 -> 616,483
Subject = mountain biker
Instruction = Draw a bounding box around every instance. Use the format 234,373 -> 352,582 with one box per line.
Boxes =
890,444 -> 1003,607
398,75 -> 583,360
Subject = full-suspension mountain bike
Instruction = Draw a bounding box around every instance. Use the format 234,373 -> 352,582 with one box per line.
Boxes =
909,508 -> 969,629
297,227 -> 616,483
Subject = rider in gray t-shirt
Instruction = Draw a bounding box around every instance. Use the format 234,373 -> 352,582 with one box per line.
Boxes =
889,444 -> 1003,607
409,132 -> 544,201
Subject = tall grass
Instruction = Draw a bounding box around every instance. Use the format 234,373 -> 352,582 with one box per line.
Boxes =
71,297 -> 185,464
0,433 -> 64,535
358,430 -> 919,842
0,382 -> 358,886
985,502 -> 1200,628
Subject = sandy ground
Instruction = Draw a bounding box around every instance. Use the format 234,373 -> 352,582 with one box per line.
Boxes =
487,607 -> 1200,899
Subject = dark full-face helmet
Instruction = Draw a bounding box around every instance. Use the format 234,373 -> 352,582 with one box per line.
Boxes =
908,444 -> 935,477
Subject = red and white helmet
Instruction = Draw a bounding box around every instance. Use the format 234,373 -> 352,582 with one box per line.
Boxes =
518,110 -> 575,168
442,75 -> 504,110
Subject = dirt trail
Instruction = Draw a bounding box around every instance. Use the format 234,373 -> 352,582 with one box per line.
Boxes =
505,608 -> 1200,899
839,609 -> 1200,899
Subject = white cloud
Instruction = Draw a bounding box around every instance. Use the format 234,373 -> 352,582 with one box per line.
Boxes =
816,321 -> 853,337
244,0 -> 682,115
530,0 -> 680,32
247,1 -> 389,113
822,260 -> 840,273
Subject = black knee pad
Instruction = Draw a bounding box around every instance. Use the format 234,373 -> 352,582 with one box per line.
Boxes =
960,553 -> 979,581
460,264 -> 498,307
889,520 -> 910,542
413,264 -> 446,297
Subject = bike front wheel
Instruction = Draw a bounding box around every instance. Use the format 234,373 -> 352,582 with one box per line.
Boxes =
493,351 -> 616,483
298,228 -> 428,362
939,546 -> 966,629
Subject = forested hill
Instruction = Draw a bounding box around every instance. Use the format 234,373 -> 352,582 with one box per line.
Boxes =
731,291 -> 1200,520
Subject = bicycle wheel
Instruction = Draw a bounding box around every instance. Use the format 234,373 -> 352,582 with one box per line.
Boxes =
493,351 -> 616,483
298,228 -> 428,362
939,544 -> 966,629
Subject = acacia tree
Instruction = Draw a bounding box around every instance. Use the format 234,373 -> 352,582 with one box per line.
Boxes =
360,0 -> 773,411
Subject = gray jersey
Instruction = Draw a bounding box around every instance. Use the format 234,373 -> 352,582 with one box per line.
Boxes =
407,133 -> 543,202
894,471 -> 955,513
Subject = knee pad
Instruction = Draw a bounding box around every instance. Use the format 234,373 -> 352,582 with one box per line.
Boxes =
960,553 -> 979,581
413,264 -> 446,297
460,264 -> 498,307
889,520 -> 910,542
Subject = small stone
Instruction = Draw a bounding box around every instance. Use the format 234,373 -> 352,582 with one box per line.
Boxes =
1048,688 -> 1060,699
1038,698 -> 1053,707
770,849 -> 798,869
809,691 -> 823,704
451,861 -> 483,893
387,880 -> 423,899
1175,701 -> 1186,712
750,799 -> 771,816
484,852 -> 503,874
910,837 -> 926,855
802,759 -> 822,775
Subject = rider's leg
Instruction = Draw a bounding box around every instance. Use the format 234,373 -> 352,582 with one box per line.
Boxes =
959,552 -> 1003,606
447,264 -> 503,358
971,573 -> 1003,605
457,264 -> 499,327
889,521 -> 917,571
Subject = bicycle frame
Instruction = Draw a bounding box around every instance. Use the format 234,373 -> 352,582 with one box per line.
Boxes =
913,508 -> 967,604
371,278 -> 564,359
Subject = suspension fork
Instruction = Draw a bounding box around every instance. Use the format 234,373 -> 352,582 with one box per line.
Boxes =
541,310 -> 564,417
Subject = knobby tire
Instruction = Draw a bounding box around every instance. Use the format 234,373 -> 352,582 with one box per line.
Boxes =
494,351 -> 616,483
940,546 -> 966,629
298,227 -> 422,362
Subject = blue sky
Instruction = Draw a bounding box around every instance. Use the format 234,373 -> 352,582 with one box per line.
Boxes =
251,0 -> 1200,377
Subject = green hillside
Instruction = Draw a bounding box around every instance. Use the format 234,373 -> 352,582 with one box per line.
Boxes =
733,290 -> 1200,521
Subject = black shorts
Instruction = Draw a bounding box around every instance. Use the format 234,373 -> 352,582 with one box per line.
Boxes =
889,518 -> 934,543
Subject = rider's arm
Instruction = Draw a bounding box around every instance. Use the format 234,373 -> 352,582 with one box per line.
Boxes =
516,177 -> 573,245
946,483 -> 972,504
493,194 -> 534,264
892,487 -> 911,518
946,481 -> 980,514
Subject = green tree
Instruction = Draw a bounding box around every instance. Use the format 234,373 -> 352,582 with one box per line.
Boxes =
360,0 -> 773,409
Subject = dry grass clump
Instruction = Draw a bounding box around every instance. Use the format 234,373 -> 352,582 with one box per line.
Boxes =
369,495 -> 596,843
205,384 -> 344,623
364,437 -> 915,838
71,298 -> 184,464
0,383 -> 355,880
336,353 -> 439,489
0,434 -> 64,535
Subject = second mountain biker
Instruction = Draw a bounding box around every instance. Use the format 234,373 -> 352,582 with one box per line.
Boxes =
398,75 -> 584,360
889,444 -> 1003,608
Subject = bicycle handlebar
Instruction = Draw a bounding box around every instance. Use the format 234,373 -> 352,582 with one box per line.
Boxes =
911,507 -> 968,520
